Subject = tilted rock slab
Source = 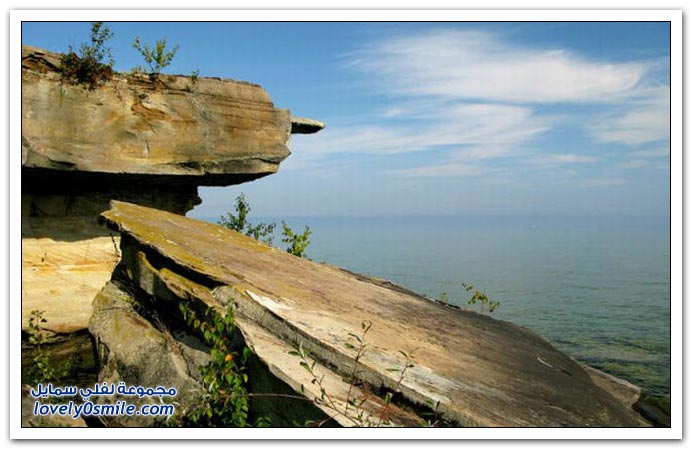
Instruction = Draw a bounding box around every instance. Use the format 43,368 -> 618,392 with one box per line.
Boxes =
100,201 -> 648,427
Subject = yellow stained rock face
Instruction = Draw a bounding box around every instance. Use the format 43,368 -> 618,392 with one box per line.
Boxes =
21,235 -> 119,334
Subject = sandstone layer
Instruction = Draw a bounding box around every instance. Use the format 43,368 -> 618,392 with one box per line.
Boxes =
98,201 -> 649,427
22,45 -> 293,185
21,187 -> 197,333
21,45 -> 321,333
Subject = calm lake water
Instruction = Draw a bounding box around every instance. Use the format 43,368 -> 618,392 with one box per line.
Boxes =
200,214 -> 671,396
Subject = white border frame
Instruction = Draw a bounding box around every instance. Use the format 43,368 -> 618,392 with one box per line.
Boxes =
9,9 -> 682,440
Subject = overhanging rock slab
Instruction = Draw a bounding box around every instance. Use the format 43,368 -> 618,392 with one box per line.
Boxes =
22,45 -> 295,185
100,200 -> 648,427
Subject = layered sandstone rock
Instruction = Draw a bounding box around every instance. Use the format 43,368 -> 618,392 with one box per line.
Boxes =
290,116 -> 326,134
21,45 -> 321,333
97,200 -> 649,427
21,186 -> 199,333
22,45 -> 292,184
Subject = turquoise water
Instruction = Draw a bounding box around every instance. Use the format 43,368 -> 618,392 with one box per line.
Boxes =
201,215 -> 671,396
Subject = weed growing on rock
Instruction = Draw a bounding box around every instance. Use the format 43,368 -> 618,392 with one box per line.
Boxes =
26,310 -> 55,384
176,302 -> 255,427
59,22 -> 114,90
24,310 -> 72,385
290,321 -> 374,426
462,283 -> 500,313
172,309 -> 442,427
438,283 -> 500,314
377,349 -> 416,427
281,221 -> 311,258
190,68 -> 200,84
288,321 -> 427,427
132,36 -> 179,75
343,321 -> 372,421
219,193 -> 276,244
421,399 -> 444,427
220,194 -> 313,257
185,69 -> 200,92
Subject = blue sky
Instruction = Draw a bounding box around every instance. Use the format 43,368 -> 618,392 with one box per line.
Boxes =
22,22 -> 671,218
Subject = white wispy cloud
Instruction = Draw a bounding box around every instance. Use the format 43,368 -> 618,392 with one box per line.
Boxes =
448,144 -> 518,162
617,159 -> 651,169
380,151 -> 595,178
530,153 -> 597,166
392,163 -> 481,177
288,28 -> 667,180
630,146 -> 670,158
290,102 -> 548,158
582,177 -> 627,187
347,30 -> 650,104
615,149 -> 670,170
590,87 -> 670,146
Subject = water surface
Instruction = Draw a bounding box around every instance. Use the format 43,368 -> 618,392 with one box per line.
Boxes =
201,214 -> 671,396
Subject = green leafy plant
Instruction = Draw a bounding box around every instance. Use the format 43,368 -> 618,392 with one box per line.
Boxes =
421,399 -> 444,427
59,21 -> 114,90
219,194 -> 313,256
185,68 -> 200,92
436,284 -> 500,314
26,310 -> 55,384
289,321 -> 423,427
378,349 -> 416,427
25,310 -> 73,385
172,313 -> 443,427
132,36 -> 179,75
190,68 -> 200,83
176,302 -> 253,427
462,282 -> 500,314
281,221 -> 311,258
219,193 -> 276,245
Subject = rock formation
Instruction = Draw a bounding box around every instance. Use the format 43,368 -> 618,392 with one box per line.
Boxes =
21,45 -> 319,333
96,200 -> 648,427
22,45 -> 292,183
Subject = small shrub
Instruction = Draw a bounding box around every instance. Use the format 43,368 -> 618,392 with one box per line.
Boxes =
219,193 -> 276,245
190,69 -> 199,83
177,302 -> 251,427
219,194 -> 313,257
289,321 -> 423,427
25,310 -> 73,385
132,36 -> 179,75
281,221 -> 311,258
436,284 -> 499,313
59,22 -> 114,90
26,310 -> 55,384
171,312 -> 443,427
462,283 -> 500,313
185,68 -> 200,92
